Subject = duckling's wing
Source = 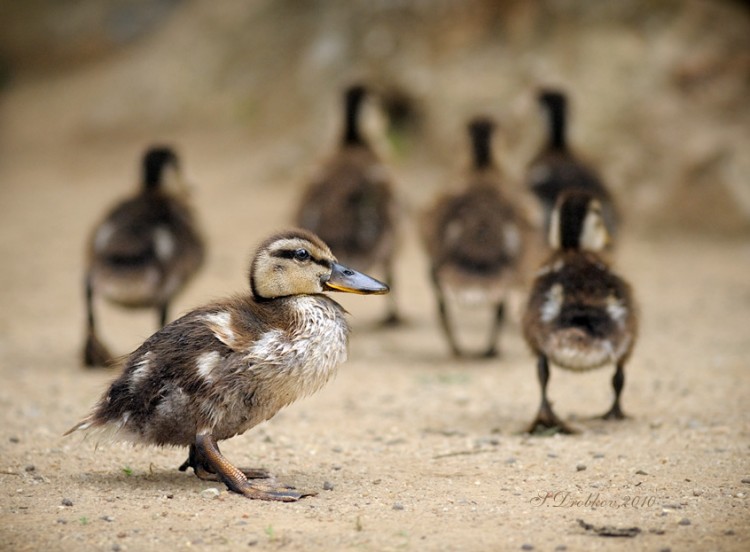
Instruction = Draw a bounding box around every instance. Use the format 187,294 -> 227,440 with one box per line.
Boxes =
92,195 -> 202,266
66,306 -> 251,446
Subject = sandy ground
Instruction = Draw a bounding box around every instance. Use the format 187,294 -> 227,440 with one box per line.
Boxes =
1,133 -> 749,552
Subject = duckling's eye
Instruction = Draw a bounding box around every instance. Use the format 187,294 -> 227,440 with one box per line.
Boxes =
294,249 -> 310,262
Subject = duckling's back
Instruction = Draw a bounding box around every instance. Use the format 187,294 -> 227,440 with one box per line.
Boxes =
296,146 -> 395,269
89,192 -> 204,307
524,251 -> 636,370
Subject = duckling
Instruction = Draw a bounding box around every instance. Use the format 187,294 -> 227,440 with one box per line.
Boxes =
83,146 -> 204,367
522,191 -> 637,434
528,89 -> 618,238
66,229 -> 389,501
295,84 -> 400,325
421,117 -> 529,357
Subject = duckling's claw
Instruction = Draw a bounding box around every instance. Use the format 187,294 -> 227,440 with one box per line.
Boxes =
527,402 -> 578,435
601,404 -> 626,421
191,434 -> 315,502
239,482 -> 317,502
83,332 -> 114,368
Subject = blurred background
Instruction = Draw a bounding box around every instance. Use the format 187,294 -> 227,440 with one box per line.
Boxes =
1,0 -> 748,235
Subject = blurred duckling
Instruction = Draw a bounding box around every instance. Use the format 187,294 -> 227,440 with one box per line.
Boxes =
67,229 -> 389,501
83,146 -> 204,367
422,117 -> 530,357
522,191 -> 637,434
296,84 -> 400,325
528,89 -> 618,238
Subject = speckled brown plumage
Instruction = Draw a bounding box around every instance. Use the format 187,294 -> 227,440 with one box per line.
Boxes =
83,146 -> 204,367
68,229 -> 388,501
528,89 -> 618,237
422,117 -> 530,357
522,191 -> 637,434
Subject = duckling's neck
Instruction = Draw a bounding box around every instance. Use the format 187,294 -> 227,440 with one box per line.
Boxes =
342,90 -> 366,146
469,123 -> 495,170
545,101 -> 567,151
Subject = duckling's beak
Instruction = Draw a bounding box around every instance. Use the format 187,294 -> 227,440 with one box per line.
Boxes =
323,263 -> 390,295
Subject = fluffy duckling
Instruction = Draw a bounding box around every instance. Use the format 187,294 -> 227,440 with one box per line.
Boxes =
83,146 -> 204,367
422,117 -> 529,357
295,84 -> 400,324
528,89 -> 618,238
67,229 -> 388,501
522,191 -> 637,434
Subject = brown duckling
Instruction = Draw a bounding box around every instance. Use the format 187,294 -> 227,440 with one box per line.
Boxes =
83,146 -> 204,367
522,191 -> 637,434
295,84 -> 400,325
66,229 -> 389,501
422,117 -> 529,357
528,89 -> 618,238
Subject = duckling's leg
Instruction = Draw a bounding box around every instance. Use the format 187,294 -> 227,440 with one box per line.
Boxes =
602,362 -> 626,420
158,303 -> 169,328
179,443 -> 270,480
527,355 -> 577,434
82,272 -> 114,367
381,259 -> 402,326
191,434 -> 314,501
482,303 -> 505,358
432,268 -> 462,357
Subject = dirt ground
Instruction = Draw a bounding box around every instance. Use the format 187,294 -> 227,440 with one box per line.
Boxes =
0,128 -> 747,552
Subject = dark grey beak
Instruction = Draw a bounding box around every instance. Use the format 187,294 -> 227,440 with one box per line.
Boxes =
323,263 -> 389,295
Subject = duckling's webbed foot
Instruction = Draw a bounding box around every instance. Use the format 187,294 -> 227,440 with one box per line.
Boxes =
83,332 -> 114,368
189,434 -> 315,501
179,443 -> 270,480
527,401 -> 578,435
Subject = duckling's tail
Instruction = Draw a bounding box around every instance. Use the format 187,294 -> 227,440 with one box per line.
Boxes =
63,416 -> 96,436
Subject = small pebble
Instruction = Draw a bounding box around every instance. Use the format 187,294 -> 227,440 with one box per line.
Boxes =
724,529 -> 735,536
659,548 -> 671,552
392,503 -> 404,511
165,493 -> 174,499
24,465 -> 36,472
331,446 -> 343,453
331,464 -> 342,471
635,470 -> 648,475
554,546 -> 567,552
112,545 -> 121,552
678,518 -> 691,526
505,457 -> 517,465
592,453 -> 605,459
576,464 -> 587,472
247,535 -> 259,546
56,519 -> 67,525
547,453 -> 558,459
735,492 -> 745,498
521,544 -> 534,551
61,498 -> 73,507
741,478 -> 750,484
693,489 -> 702,497
101,515 -> 115,522
9,436 -> 20,444
323,481 -> 334,491
200,488 -> 221,499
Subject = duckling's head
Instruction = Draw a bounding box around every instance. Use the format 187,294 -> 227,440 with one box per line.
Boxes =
142,146 -> 180,191
250,229 -> 389,300
549,191 -> 610,252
